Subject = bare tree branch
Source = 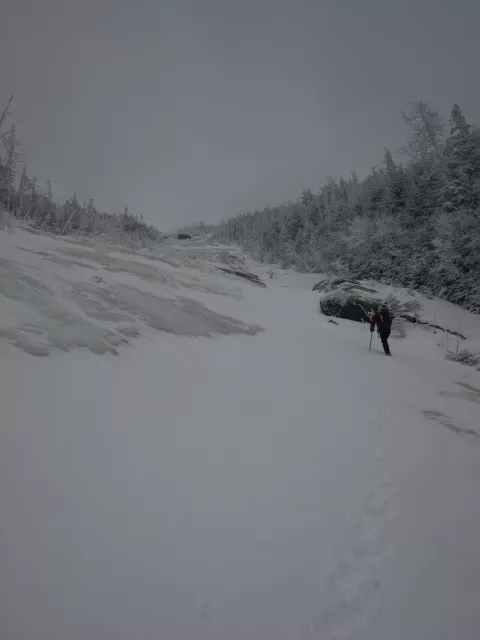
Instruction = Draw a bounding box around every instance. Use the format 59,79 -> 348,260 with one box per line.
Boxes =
0,94 -> 14,135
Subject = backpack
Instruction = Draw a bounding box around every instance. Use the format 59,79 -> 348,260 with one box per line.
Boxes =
378,307 -> 392,331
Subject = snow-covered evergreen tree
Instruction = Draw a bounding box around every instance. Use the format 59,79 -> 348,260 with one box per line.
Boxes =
211,102 -> 480,313
1,124 -> 20,212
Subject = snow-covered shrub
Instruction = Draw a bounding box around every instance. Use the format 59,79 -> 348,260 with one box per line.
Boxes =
385,294 -> 424,338
218,249 -> 237,265
445,350 -> 480,367
402,299 -> 423,320
418,287 -> 434,300
217,249 -> 246,267
384,294 -> 404,337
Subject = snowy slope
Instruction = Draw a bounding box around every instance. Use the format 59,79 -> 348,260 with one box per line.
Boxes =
1,228 -> 480,640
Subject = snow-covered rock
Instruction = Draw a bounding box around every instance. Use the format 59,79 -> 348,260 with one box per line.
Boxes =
0,228 -> 262,356
316,279 -> 381,323
319,288 -> 379,323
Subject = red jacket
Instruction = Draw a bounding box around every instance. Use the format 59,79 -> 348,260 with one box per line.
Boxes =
370,311 -> 380,331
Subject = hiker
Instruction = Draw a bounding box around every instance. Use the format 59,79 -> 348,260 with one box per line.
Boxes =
370,303 -> 392,356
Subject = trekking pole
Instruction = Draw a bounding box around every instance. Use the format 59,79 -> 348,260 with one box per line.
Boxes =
369,331 -> 373,351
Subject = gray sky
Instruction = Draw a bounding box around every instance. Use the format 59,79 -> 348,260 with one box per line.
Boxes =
1,0 -> 479,228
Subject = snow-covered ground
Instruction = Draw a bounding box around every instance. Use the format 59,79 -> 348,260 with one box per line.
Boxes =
1,227 -> 479,640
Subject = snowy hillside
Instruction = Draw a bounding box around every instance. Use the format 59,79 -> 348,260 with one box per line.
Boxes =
1,227 -> 480,640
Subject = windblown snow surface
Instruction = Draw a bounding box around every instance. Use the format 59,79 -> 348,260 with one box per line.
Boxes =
1,227 -> 480,640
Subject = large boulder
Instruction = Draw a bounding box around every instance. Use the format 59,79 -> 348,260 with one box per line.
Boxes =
319,289 -> 380,323
317,282 -> 440,341
316,279 -> 381,323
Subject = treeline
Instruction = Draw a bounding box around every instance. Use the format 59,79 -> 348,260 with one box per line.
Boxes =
0,95 -> 163,246
211,103 -> 480,312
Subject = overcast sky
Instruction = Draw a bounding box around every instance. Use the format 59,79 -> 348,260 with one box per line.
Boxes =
1,0 -> 479,228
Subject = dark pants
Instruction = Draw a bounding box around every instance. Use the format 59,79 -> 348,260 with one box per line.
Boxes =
379,330 -> 391,355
